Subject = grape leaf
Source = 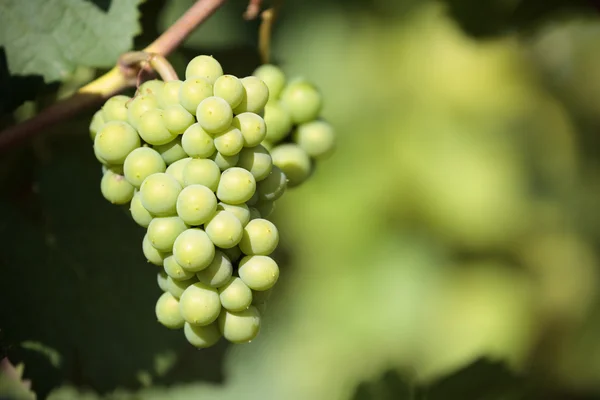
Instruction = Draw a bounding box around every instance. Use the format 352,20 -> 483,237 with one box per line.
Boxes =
0,0 -> 144,83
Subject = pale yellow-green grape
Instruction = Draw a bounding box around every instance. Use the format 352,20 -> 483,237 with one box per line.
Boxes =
176,185 -> 218,226
179,282 -> 221,325
155,291 -> 184,329
261,140 -> 274,152
173,229 -> 215,271
221,246 -> 242,263
100,169 -> 135,205
158,80 -> 183,108
157,271 -> 169,292
182,158 -> 221,191
126,94 -> 159,130
137,109 -> 178,145
239,218 -> 279,256
166,157 -> 192,187
236,145 -> 272,182
185,55 -> 223,84
130,190 -> 154,228
94,121 -> 140,164
154,137 -> 187,165
214,126 -> 243,156
238,255 -> 279,291
210,151 -> 239,171
138,79 -> 164,97
196,250 -> 232,288
179,77 -> 213,114
216,167 -> 256,204
205,210 -> 243,249
166,275 -> 198,299
248,207 -> 261,221
293,120 -> 336,160
196,96 -> 233,134
213,74 -> 244,108
184,322 -> 222,348
101,95 -> 130,122
143,233 -> 168,266
163,104 -> 195,135
253,64 -> 286,100
263,102 -> 292,144
123,147 -> 167,188
101,164 -> 124,175
280,79 -> 323,124
254,200 -> 275,219
233,76 -> 270,115
147,216 -> 189,252
257,166 -> 287,202
217,202 -> 250,226
139,172 -> 182,216
270,143 -> 312,188
218,306 -> 261,343
163,254 -> 195,281
219,276 -> 252,312
251,287 -> 272,305
89,110 -> 105,141
232,112 -> 266,147
181,123 -> 215,158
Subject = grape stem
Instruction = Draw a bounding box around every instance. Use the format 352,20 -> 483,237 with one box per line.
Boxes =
119,52 -> 180,84
0,0 -> 227,152
258,1 -> 282,64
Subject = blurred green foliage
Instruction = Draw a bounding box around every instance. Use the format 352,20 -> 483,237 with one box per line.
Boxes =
3,0 -> 600,399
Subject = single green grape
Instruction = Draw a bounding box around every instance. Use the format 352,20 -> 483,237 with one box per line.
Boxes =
270,143 -> 312,187
213,74 -> 244,108
94,121 -> 140,164
293,120 -> 336,160
248,207 -> 261,221
158,80 -> 183,108
257,166 -> 287,201
219,277 -> 252,312
157,270 -> 169,292
246,191 -> 259,206
221,245 -> 242,263
196,250 -> 232,288
254,200 -> 275,218
89,110 -> 105,141
238,255 -> 279,291
236,145 -> 272,182
216,167 -> 256,204
233,77 -> 269,115
166,157 -> 192,186
213,126 -> 243,156
181,123 -> 215,158
185,55 -> 223,84
123,147 -> 167,188
196,96 -> 233,134
101,169 -> 135,205
239,218 -> 279,256
210,151 -> 239,171
163,104 -> 195,135
143,234 -> 168,266
261,140 -> 274,152
139,172 -> 182,216
263,102 -> 292,144
127,95 -> 159,130
251,287 -> 272,304
101,164 -> 124,175
280,80 -> 323,124
163,254 -> 195,281
253,64 -> 286,100
173,229 -> 215,271
148,216 -> 189,252
176,184 -> 218,226
138,109 -> 178,145
182,158 -> 220,191
154,137 -> 187,165
218,306 -> 261,344
155,291 -> 185,329
217,202 -> 250,226
102,95 -> 130,122
139,79 -> 164,97
130,190 -> 154,228
184,322 -> 221,348
179,281 -> 221,325
232,112 -> 266,148
179,77 -> 213,114
166,275 -> 198,299
205,210 -> 243,249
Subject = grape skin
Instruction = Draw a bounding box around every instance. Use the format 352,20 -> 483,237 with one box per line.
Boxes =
158,80 -> 183,108
221,246 -> 242,263
210,151 -> 239,171
253,64 -> 286,100
166,275 -> 198,299
184,322 -> 222,348
154,137 -> 187,165
139,79 -> 164,97
139,173 -> 182,216
248,207 -> 261,221
157,271 -> 169,292
165,157 -> 192,187
185,55 -> 223,84
89,110 -> 105,141
179,282 -> 221,326
219,276 -> 253,312
137,109 -> 178,145
163,104 -> 195,135
130,191 -> 154,228
176,185 -> 218,226
127,95 -> 159,130
181,123 -> 215,158
179,78 -> 213,114
182,158 -> 221,191
263,102 -> 292,144
155,292 -> 185,329
213,75 -> 244,108
147,216 -> 189,252
101,169 -> 135,205
293,120 -> 336,160
236,145 -> 273,182
123,147 -> 167,188
173,229 -> 215,272
233,76 -> 270,115
270,144 -> 312,188
196,96 -> 233,134
218,306 -> 261,344
279,80 -> 323,124
254,200 -> 275,218
257,166 -> 287,202
163,254 -> 195,281
94,121 -> 140,165
205,210 -> 243,249
217,202 -> 251,227
238,255 -> 280,291
102,95 -> 130,122
239,218 -> 279,256
213,126 -> 244,156
196,250 -> 233,288
143,234 -> 168,266
216,167 -> 256,205
232,112 -> 267,148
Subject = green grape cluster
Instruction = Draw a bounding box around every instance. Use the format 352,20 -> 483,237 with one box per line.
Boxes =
253,64 -> 336,188
88,55 -> 334,348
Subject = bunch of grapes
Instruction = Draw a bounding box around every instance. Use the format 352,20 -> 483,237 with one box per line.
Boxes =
88,55 -> 334,348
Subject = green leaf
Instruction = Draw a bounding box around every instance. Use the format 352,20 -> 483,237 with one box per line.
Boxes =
0,0 -> 144,83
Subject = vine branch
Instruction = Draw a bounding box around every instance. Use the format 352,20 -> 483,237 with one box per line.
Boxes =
0,0 -> 227,152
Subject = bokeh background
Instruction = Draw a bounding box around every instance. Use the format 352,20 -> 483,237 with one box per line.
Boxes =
3,0 -> 600,398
